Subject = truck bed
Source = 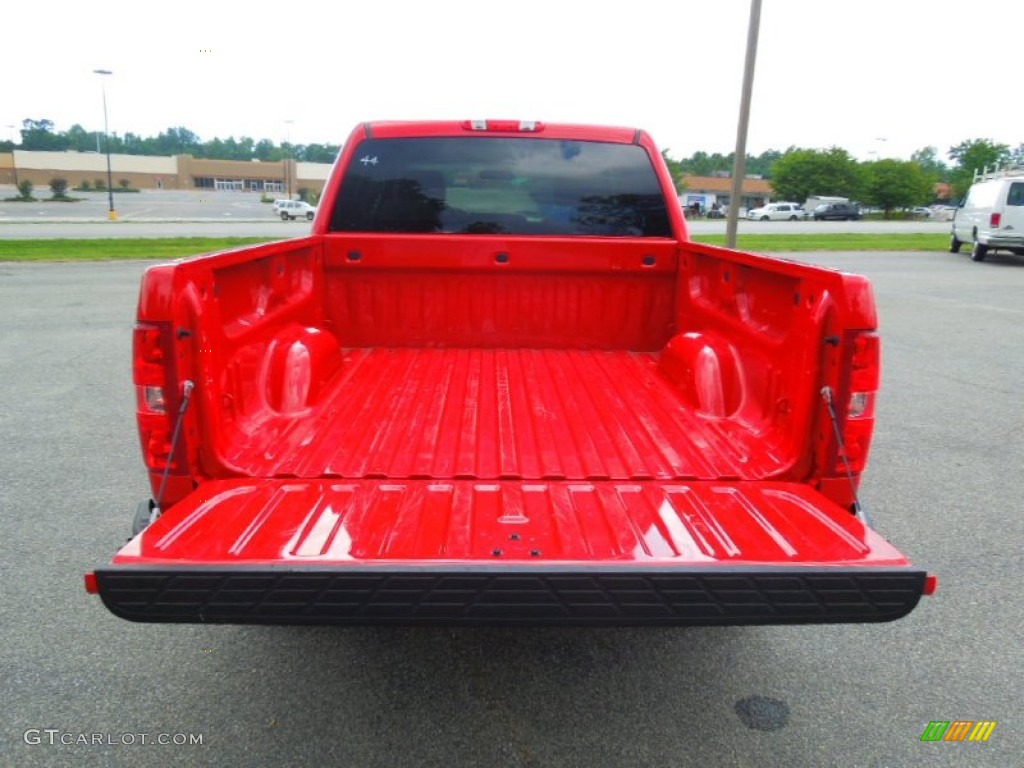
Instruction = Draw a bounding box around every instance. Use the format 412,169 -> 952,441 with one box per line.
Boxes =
93,207 -> 932,625
227,347 -> 785,481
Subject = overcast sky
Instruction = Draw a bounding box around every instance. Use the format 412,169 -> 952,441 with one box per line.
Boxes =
3,0 -> 1019,163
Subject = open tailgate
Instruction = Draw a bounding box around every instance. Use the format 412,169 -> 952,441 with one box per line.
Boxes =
89,480 -> 929,625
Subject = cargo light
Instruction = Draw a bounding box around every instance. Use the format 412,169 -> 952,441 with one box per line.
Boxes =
462,120 -> 544,133
990,212 -> 1001,228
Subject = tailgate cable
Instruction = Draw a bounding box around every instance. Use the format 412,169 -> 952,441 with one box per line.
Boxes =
153,379 -> 195,517
820,386 -> 871,527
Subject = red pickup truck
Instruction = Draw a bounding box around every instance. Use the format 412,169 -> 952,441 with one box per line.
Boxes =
87,120 -> 933,625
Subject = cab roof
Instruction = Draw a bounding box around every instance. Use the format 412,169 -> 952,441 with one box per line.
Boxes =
358,120 -> 646,145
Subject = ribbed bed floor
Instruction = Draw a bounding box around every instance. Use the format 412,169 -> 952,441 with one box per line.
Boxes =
229,348 -> 787,480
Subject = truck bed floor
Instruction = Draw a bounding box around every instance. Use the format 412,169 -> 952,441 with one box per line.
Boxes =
228,348 -> 786,481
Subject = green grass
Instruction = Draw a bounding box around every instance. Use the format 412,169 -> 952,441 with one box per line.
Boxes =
691,233 -> 948,252
0,232 -> 950,261
0,237 -> 277,261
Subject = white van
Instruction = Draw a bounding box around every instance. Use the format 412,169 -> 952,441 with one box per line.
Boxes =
273,199 -> 317,221
950,171 -> 1024,261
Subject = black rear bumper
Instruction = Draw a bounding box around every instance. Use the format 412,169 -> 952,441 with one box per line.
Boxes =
94,565 -> 927,626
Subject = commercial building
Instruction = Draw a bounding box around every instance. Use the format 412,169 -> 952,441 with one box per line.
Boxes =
0,150 -> 333,194
679,174 -> 773,213
0,152 -> 17,185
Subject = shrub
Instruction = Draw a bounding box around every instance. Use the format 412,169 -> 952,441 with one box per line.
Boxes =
79,180 -> 92,191
94,179 -> 106,190
16,179 -> 34,200
119,178 -> 131,189
50,178 -> 69,198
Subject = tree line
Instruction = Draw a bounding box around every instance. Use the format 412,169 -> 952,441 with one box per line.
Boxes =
3,119 -> 341,164
3,119 -> 1019,214
663,139 -> 1021,215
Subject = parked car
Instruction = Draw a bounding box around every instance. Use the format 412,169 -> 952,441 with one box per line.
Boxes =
950,173 -> 1024,261
910,207 -> 932,218
745,202 -> 804,221
812,202 -> 861,221
273,199 -> 317,221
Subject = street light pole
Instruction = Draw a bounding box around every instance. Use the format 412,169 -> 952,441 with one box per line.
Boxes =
93,69 -> 117,220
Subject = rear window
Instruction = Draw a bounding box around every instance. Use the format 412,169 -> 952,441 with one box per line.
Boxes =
330,137 -> 672,236
1007,182 -> 1024,206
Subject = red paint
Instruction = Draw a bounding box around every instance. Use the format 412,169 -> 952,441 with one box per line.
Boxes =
90,121 -> 931,622
112,479 -> 913,567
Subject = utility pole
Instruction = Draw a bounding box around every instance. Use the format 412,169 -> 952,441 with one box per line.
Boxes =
284,119 -> 294,199
725,0 -> 762,248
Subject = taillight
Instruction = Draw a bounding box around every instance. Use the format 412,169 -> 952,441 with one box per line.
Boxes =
990,212 -> 1001,228
834,331 -> 880,476
133,322 -> 182,471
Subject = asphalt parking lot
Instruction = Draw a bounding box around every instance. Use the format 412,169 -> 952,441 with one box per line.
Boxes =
0,189 -> 276,221
1,249 -> 1021,767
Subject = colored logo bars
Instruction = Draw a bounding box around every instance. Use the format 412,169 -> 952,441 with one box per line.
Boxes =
920,721 -> 997,742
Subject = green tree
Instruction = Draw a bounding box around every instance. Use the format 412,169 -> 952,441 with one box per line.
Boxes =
910,146 -> 948,183
861,160 -> 932,218
661,149 -> 686,191
62,123 -> 97,152
948,138 -> 1011,199
679,150 -> 732,177
235,136 -> 256,160
301,143 -> 341,164
746,149 -> 783,179
20,119 -> 66,151
770,147 -> 864,203
253,139 -> 278,161
154,126 -> 202,156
